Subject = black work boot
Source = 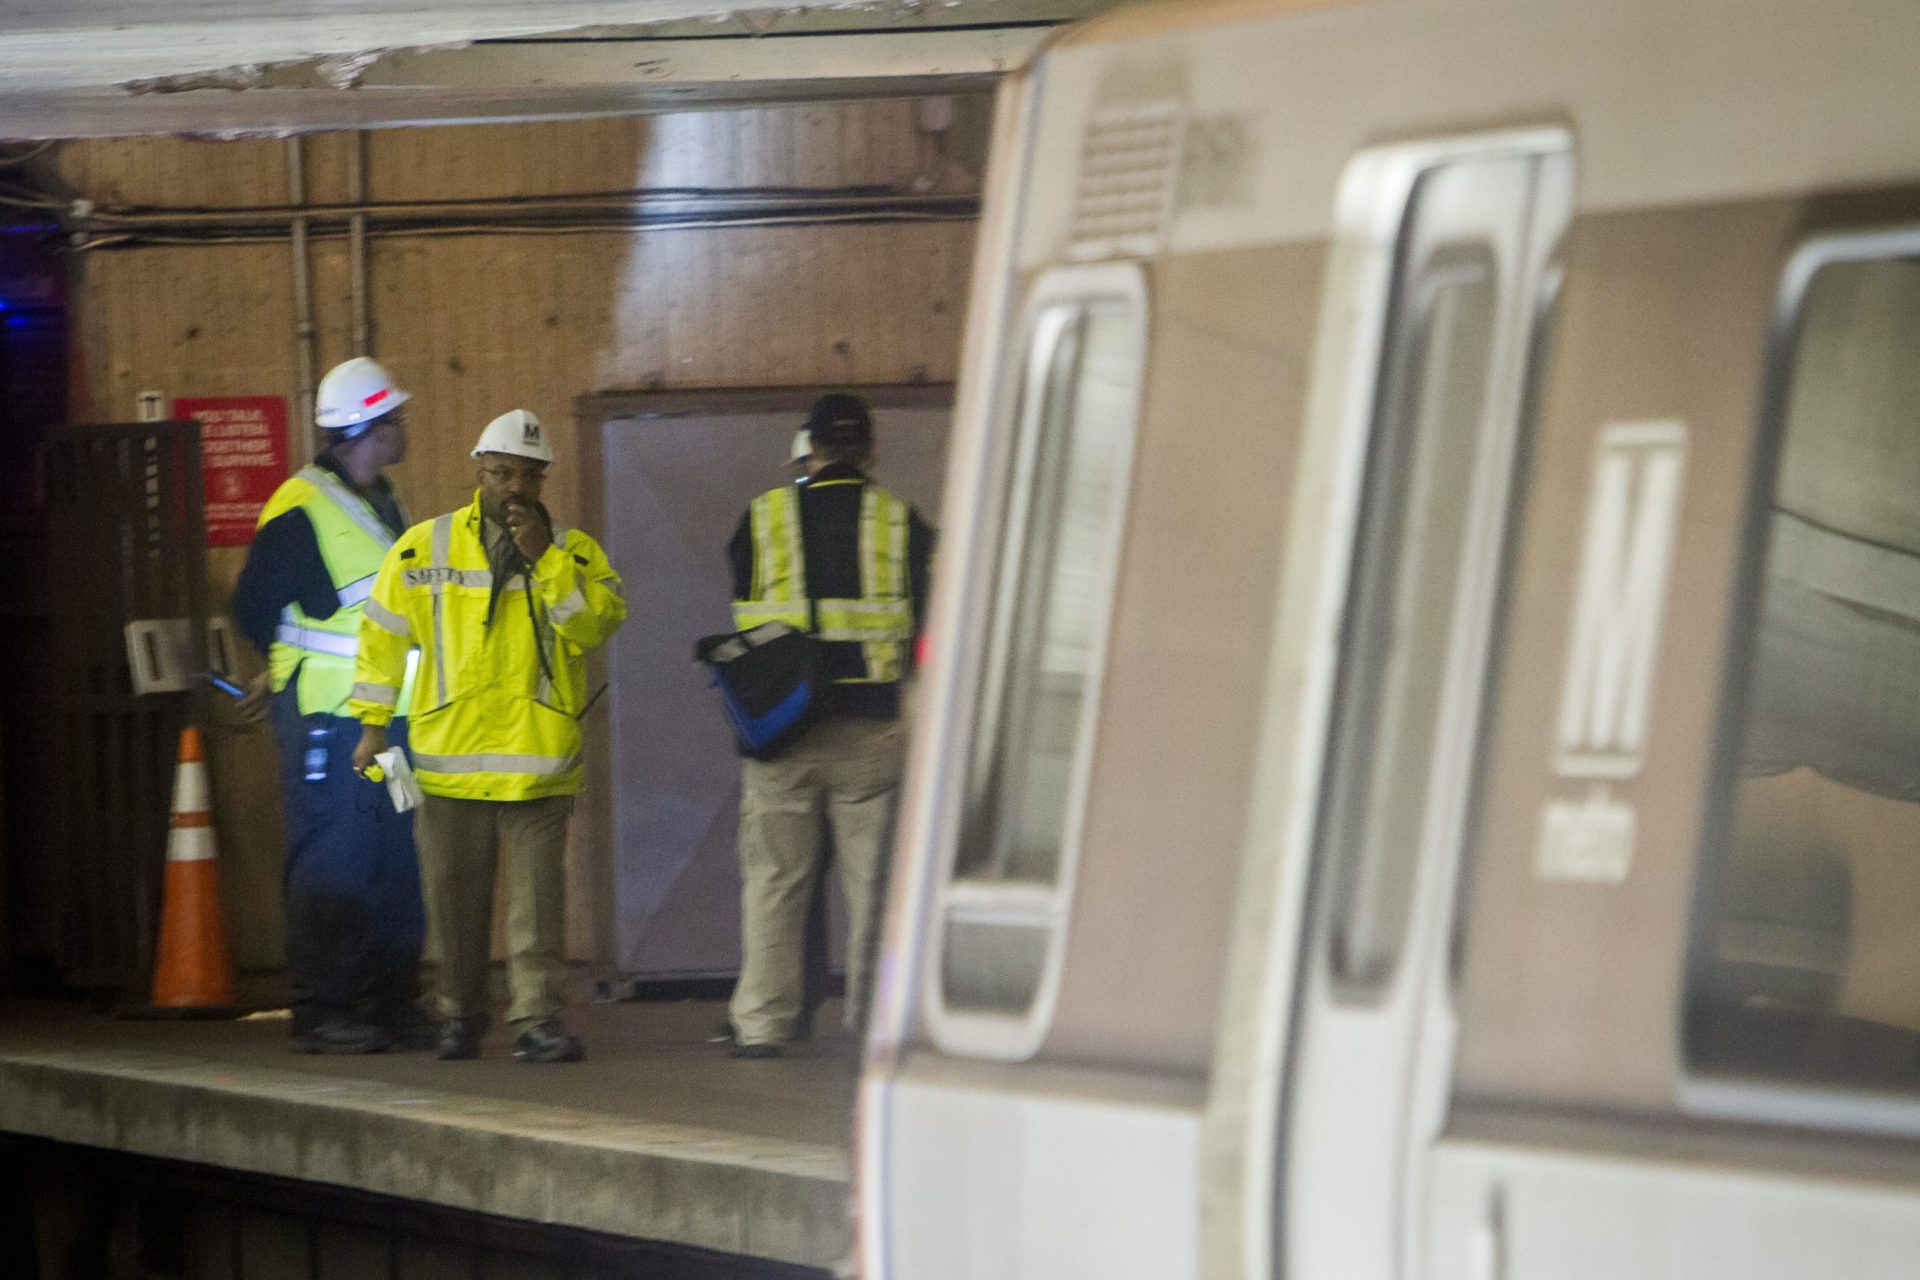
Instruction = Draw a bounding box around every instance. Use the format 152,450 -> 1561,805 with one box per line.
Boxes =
386,1007 -> 441,1053
293,1017 -> 394,1056
512,1020 -> 584,1064
437,1017 -> 485,1061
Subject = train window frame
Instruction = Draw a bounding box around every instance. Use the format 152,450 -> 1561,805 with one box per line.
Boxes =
923,260 -> 1150,1062
1681,223 -> 1920,1136
1302,140 -> 1574,1006
1320,238 -> 1502,994
1447,252 -> 1565,996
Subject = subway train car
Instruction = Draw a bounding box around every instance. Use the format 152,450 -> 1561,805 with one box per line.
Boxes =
856,0 -> 1920,1276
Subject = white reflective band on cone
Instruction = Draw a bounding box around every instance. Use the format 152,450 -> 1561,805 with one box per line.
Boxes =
170,758 -> 210,818
166,826 -> 217,863
167,756 -> 217,862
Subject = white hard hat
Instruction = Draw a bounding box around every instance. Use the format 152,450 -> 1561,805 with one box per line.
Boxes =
470,409 -> 553,464
789,428 -> 812,465
315,357 -> 409,434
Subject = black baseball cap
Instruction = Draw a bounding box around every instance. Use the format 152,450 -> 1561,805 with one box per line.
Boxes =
805,393 -> 873,449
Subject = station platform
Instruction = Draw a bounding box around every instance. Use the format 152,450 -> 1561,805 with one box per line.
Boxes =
0,998 -> 853,1273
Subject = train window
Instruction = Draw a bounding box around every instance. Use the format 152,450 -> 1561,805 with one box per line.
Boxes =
928,263 -> 1147,1054
1686,230 -> 1920,1102
1312,146 -> 1577,998
958,291 -> 1143,885
1322,238 -> 1496,992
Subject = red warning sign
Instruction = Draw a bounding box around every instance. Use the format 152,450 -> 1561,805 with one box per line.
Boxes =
175,396 -> 290,547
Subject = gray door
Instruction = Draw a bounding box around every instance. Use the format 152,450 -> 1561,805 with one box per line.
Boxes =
600,401 -> 949,978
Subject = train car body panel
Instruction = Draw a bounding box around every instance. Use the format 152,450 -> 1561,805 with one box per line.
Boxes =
1430,207 -> 1920,1277
1022,0 -> 1920,264
1428,1124 -> 1920,1280
883,1060 -> 1206,1280
860,0 -> 1920,1276
1449,195 -> 1801,1110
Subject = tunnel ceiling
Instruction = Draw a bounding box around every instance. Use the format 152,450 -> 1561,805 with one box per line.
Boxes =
0,0 -> 1104,138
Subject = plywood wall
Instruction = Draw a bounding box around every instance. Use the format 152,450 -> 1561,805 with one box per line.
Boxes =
58,102 -> 984,976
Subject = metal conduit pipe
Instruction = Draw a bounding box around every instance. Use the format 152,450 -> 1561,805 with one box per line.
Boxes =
286,136 -> 318,460
74,215 -> 981,256
93,200 -> 974,233
348,134 -> 371,356
71,205 -> 983,253
59,185 -> 964,227
349,132 -> 371,357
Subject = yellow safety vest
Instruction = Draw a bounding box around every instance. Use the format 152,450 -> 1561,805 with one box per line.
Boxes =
257,464 -> 414,717
731,480 -> 914,683
350,493 -> 627,801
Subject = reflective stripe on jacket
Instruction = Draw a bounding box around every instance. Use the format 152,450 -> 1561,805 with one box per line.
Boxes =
259,465 -> 412,716
731,480 -> 914,683
350,492 -> 626,800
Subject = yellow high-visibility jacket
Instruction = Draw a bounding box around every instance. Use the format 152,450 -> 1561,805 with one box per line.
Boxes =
730,481 -> 915,683
257,464 -> 414,716
350,492 -> 625,800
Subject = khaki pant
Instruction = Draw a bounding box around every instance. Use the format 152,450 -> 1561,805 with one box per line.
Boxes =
730,717 -> 905,1046
414,793 -> 572,1030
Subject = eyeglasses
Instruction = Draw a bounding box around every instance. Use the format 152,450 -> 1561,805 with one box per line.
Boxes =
479,464 -> 548,485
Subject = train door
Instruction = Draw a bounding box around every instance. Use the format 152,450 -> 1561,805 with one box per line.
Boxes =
1424,214 -> 1920,1280
1277,135 -> 1571,1279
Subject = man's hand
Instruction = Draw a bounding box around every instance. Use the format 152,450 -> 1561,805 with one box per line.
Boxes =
236,671 -> 273,723
505,501 -> 553,562
351,724 -> 389,778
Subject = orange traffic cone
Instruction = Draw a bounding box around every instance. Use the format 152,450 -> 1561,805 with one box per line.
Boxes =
151,727 -> 236,1008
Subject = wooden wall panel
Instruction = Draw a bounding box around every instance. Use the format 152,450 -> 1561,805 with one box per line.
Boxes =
57,99 -> 983,983
78,242 -> 311,973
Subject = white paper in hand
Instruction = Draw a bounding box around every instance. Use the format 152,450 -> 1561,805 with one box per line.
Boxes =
374,747 -> 425,812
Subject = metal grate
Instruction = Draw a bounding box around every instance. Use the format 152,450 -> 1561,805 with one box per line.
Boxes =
37,421 -> 206,998
1067,100 -> 1185,260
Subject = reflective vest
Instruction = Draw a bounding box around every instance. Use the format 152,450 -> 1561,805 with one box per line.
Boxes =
731,480 -> 914,684
350,493 -> 627,801
258,464 -> 413,717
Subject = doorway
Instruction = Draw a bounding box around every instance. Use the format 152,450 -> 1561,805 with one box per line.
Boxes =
578,385 -> 951,981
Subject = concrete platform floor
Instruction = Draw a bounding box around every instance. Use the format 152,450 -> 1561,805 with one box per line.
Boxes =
0,998 -> 855,1271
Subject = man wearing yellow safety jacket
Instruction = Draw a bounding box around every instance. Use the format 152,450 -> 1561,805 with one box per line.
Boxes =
233,357 -> 426,1056
349,408 -> 625,1064
723,393 -> 934,1058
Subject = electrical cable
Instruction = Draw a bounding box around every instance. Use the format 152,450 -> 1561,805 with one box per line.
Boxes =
63,181 -> 951,225
67,205 -> 977,251
0,150 -> 981,249
0,140 -> 55,168
0,189 -> 63,211
522,559 -> 561,706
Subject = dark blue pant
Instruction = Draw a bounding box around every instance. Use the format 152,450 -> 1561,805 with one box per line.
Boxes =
271,685 -> 425,1034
